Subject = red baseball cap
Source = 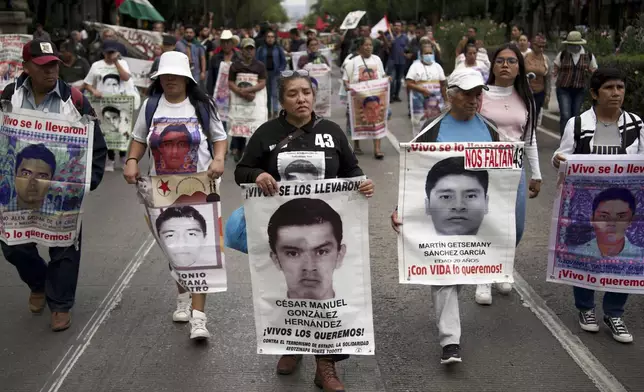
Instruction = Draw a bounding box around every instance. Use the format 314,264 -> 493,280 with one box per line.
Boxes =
22,39 -> 61,65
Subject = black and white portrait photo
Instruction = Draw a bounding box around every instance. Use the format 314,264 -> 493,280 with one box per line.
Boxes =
277,151 -> 325,181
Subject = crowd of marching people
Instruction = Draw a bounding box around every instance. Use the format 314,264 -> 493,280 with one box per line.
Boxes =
3,12 -> 644,392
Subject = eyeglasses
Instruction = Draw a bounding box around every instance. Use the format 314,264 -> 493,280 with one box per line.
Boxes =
495,57 -> 519,65
280,70 -> 309,78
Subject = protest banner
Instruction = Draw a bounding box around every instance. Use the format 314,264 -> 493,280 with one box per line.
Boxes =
348,79 -> 390,140
339,11 -> 366,30
138,172 -> 226,293
0,34 -> 32,92
84,22 -> 162,59
89,95 -> 135,151
228,73 -> 267,138
397,141 -> 524,285
123,57 -> 153,88
0,109 -> 94,247
547,155 -> 644,294
409,83 -> 444,136
213,62 -> 232,122
244,177 -> 375,355
291,48 -> 333,71
305,63 -> 332,118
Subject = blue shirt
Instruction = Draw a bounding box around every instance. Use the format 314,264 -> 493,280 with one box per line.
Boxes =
436,114 -> 492,142
388,33 -> 409,65
20,77 -> 62,113
175,39 -> 206,79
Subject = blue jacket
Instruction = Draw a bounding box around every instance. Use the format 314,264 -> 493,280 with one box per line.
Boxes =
255,45 -> 287,76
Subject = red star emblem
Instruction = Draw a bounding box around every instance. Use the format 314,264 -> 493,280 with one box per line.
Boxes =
158,179 -> 171,196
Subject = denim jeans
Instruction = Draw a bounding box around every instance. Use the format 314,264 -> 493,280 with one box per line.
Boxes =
230,137 -> 246,152
573,287 -> 628,317
1,231 -> 83,312
389,64 -> 405,99
266,74 -> 280,117
533,91 -> 546,121
556,87 -> 586,136
515,169 -> 526,246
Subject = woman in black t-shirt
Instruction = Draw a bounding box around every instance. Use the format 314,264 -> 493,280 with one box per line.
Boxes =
234,70 -> 374,391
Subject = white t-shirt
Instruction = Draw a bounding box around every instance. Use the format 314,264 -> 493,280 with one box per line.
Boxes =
405,61 -> 446,83
342,54 -> 386,84
132,96 -> 227,176
84,59 -> 141,108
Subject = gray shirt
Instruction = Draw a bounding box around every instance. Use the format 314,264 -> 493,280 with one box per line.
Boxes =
594,121 -> 620,145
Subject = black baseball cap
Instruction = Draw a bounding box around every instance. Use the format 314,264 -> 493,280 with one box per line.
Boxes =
22,39 -> 60,65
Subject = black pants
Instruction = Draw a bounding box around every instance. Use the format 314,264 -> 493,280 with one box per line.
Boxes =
316,354 -> 350,361
533,91 -> 546,121
107,150 -> 126,160
1,230 -> 82,312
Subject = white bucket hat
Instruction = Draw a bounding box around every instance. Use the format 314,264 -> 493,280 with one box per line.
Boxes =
151,51 -> 196,84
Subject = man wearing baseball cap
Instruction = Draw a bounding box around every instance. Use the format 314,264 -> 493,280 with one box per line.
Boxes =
390,67 -> 501,364
0,39 -> 107,332
298,28 -> 327,51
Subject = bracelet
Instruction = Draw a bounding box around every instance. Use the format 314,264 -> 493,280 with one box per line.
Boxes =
125,157 -> 138,164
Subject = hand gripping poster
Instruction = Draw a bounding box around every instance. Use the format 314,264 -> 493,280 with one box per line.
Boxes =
228,73 -> 268,138
90,95 -> 135,151
137,172 -> 226,293
0,108 -> 94,247
397,142 -> 524,285
348,79 -> 390,140
244,177 -> 375,355
409,83 -> 444,136
547,155 -> 644,293
0,34 -> 32,92
305,63 -> 332,118
213,62 -> 232,122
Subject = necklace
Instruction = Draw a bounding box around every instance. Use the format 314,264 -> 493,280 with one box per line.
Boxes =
598,119 -> 617,126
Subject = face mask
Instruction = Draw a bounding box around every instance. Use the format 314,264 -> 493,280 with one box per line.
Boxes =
568,45 -> 581,53
422,54 -> 435,64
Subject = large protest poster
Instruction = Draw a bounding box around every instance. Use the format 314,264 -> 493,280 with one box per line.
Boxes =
397,141 -> 524,285
84,22 -> 162,59
347,79 -> 390,140
244,177 -> 375,355
409,83 -> 444,136
123,57 -> 153,88
0,34 -> 32,92
305,63 -> 332,118
137,172 -> 226,293
339,11 -> 366,30
546,155 -> 644,293
90,95 -> 135,151
291,48 -> 333,71
213,62 -> 232,122
228,73 -> 267,138
0,109 -> 93,247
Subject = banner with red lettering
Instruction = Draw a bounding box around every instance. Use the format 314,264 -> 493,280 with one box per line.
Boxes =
0,108 -> 94,247
0,34 -> 32,93
547,155 -> 644,293
397,142 -> 523,285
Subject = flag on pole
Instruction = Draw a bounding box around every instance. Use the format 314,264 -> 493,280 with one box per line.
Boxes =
116,0 -> 165,22
371,16 -> 389,38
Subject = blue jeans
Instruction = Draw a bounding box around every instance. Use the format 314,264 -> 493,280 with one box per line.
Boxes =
515,169 -> 526,246
389,64 -> 405,99
556,87 -> 586,136
574,287 -> 628,317
1,231 -> 83,312
266,74 -> 280,116
533,91 -> 546,120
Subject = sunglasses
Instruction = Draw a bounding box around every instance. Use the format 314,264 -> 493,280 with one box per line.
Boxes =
280,70 -> 309,78
495,57 -> 519,65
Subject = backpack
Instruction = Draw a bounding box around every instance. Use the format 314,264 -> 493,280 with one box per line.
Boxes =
573,113 -> 641,154
144,94 -> 214,157
1,82 -> 84,113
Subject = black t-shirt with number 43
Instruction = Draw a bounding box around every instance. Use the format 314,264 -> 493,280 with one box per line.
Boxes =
234,113 -> 364,184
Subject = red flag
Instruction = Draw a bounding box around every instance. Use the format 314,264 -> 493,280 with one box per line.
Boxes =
115,0 -> 125,7
316,16 -> 326,31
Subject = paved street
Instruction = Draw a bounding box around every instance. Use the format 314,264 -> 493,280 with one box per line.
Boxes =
2,77 -> 644,392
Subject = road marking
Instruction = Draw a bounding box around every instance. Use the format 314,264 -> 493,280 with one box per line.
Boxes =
537,126 -> 561,140
385,129 -> 627,392
40,236 -> 155,392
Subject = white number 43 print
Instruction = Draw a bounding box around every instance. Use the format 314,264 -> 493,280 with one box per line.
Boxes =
315,134 -> 335,148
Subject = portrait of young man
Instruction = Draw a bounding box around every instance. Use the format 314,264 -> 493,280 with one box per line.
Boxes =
361,96 -> 382,125
425,156 -> 489,236
13,143 -> 57,212
101,73 -> 121,94
101,106 -> 121,133
155,206 -> 209,269
267,198 -> 346,300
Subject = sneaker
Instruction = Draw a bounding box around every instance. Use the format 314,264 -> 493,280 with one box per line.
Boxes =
603,316 -> 633,343
190,310 -> 210,340
172,292 -> 191,323
105,159 -> 115,172
578,309 -> 600,332
496,282 -> 513,295
440,344 -> 462,365
475,284 -> 492,305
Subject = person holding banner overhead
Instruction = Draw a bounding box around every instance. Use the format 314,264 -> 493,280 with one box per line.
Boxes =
552,68 -> 644,343
391,68 -> 504,364
235,69 -> 374,392
0,38 -> 107,332
474,43 -> 542,305
123,51 -> 228,341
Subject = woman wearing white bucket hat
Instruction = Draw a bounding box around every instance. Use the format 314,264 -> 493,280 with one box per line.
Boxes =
123,51 -> 228,341
553,30 -> 598,136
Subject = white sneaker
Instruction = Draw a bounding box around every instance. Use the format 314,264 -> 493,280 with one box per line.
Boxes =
105,159 -> 115,172
172,292 -> 191,323
190,310 -> 210,340
475,284 -> 492,305
496,282 -> 513,295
